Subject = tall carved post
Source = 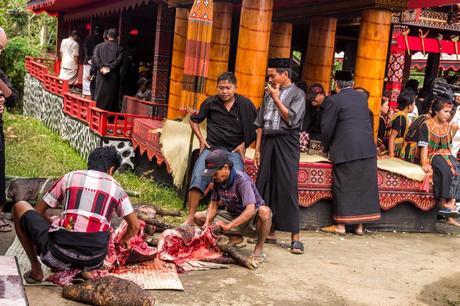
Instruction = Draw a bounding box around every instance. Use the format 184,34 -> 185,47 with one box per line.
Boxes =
385,26 -> 406,109
268,22 -> 293,58
167,8 -> 188,120
151,4 -> 174,105
354,9 -> 392,139
235,0 -> 273,108
424,53 -> 441,86
302,16 -> 337,93
198,2 -> 233,103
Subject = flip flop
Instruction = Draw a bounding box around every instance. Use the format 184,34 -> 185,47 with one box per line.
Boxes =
23,270 -> 42,284
0,218 -> 12,232
320,225 -> 346,236
289,240 -> 304,255
247,237 -> 277,244
250,253 -> 266,264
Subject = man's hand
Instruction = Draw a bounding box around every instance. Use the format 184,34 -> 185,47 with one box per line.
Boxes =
266,83 -> 280,101
215,221 -> 231,232
422,164 -> 432,174
199,138 -> 210,153
232,142 -> 246,160
253,151 -> 260,170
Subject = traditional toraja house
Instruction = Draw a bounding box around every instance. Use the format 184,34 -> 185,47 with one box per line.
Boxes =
24,0 -> 459,231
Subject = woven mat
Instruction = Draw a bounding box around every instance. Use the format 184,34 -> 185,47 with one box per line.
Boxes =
376,158 -> 426,182
6,237 -> 184,290
0,256 -> 28,305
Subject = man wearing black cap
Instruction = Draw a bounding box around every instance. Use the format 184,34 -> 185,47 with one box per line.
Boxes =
194,150 -> 272,264
320,71 -> 381,235
302,83 -> 327,154
254,58 -> 306,255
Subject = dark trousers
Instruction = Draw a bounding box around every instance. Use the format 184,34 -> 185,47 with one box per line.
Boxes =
0,129 -> 7,211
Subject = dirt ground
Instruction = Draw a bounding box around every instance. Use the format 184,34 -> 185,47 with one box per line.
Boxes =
1,224 -> 459,306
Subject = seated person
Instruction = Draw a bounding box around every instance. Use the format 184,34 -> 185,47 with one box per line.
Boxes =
399,113 -> 430,163
388,88 -> 416,158
184,72 -> 257,225
12,147 -> 140,283
194,149 -> 272,263
301,83 -> 326,154
419,98 -> 460,227
135,77 -> 152,101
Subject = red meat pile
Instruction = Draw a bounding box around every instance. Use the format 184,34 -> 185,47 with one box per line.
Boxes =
157,226 -> 223,265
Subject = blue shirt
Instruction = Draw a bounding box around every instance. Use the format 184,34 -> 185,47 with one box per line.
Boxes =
211,170 -> 265,215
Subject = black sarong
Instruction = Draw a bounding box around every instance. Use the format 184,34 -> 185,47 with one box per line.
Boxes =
332,157 -> 381,224
431,155 -> 460,200
256,133 -> 300,233
95,71 -> 120,112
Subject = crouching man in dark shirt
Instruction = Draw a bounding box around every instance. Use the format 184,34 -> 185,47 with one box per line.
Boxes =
194,150 -> 272,264
184,72 -> 257,225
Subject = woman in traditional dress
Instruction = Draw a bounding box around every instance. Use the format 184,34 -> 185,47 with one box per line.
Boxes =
388,89 -> 416,158
377,97 -> 390,154
419,98 -> 460,227
400,113 -> 431,164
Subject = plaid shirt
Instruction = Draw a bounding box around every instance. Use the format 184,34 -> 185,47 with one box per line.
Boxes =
43,170 -> 134,233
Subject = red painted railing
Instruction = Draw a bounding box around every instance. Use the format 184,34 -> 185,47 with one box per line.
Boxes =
63,93 -> 96,122
123,95 -> 167,120
88,107 -> 153,138
26,56 -> 167,139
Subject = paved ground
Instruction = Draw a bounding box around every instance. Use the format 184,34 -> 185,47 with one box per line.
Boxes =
1,224 -> 459,306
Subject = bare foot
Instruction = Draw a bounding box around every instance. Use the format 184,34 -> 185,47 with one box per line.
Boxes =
182,217 -> 196,226
446,217 -> 460,227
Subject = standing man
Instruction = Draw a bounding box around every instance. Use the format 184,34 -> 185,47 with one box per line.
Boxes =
183,72 -> 257,226
302,83 -> 327,154
254,58 -> 306,255
93,28 -> 124,112
320,71 -> 381,235
58,30 -> 79,85
0,27 -> 17,232
83,25 -> 103,97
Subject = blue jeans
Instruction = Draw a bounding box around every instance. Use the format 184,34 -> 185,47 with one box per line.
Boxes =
189,148 -> 244,193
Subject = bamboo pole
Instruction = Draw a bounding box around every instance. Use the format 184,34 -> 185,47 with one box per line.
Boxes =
268,22 -> 292,58
235,0 -> 273,108
198,2 -> 233,105
167,8 -> 189,120
354,9 -> 392,140
302,16 -> 337,94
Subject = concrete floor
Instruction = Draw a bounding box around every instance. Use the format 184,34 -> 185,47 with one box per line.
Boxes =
1,223 -> 460,306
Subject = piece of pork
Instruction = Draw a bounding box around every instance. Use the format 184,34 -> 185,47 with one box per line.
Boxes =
62,276 -> 155,306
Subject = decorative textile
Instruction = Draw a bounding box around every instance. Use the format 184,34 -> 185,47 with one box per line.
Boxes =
43,170 -> 134,232
180,0 -> 214,112
377,158 -> 426,182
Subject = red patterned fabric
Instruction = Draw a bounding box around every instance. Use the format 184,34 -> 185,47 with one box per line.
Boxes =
131,118 -> 166,166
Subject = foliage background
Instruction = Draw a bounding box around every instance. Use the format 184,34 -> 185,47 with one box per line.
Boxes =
0,0 -> 56,105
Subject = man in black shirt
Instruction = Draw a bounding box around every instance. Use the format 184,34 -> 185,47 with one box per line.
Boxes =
302,83 -> 326,142
184,72 -> 257,226
0,27 -> 17,232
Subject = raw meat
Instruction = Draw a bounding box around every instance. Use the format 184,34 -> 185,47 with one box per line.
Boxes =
157,226 -> 225,265
62,275 -> 155,306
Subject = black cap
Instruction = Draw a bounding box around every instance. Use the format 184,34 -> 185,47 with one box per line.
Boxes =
268,58 -> 292,69
203,150 -> 232,177
306,83 -> 325,101
334,71 -> 353,81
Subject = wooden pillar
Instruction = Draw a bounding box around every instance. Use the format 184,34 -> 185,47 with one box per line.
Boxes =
424,53 -> 441,86
354,9 -> 392,139
268,22 -> 293,58
167,8 -> 188,120
302,16 -> 337,94
151,3 -> 174,105
199,2 -> 233,102
342,40 -> 357,72
235,0 -> 273,108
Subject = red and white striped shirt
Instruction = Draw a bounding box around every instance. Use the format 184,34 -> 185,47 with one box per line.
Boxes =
43,170 -> 134,232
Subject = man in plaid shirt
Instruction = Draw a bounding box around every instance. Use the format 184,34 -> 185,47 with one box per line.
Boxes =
12,147 -> 139,283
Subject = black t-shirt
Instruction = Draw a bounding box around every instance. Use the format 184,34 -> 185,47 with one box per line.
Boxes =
302,102 -> 325,141
190,96 -> 244,150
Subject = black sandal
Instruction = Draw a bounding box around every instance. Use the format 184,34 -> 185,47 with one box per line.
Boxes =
290,240 -> 304,255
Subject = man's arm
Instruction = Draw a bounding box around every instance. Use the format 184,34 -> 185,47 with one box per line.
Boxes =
109,47 -> 124,71
218,204 -> 256,232
267,84 -> 289,121
254,128 -> 263,168
203,200 -> 218,227
35,200 -> 52,224
321,98 -> 340,151
190,100 -> 210,152
0,70 -> 15,106
119,212 -> 140,243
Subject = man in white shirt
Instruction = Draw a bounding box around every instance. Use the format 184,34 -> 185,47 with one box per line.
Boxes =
58,30 -> 79,85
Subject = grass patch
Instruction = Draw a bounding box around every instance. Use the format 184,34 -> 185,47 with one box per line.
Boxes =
4,112 -> 184,221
